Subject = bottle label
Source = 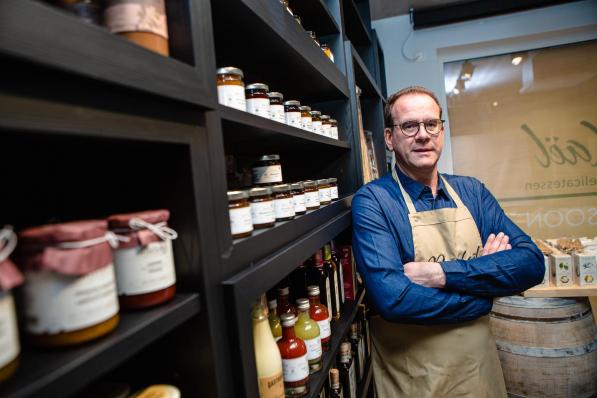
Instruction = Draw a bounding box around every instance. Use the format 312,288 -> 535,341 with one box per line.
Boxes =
0,292 -> 19,368
274,197 -> 295,219
325,278 -> 332,322
333,271 -> 340,317
270,104 -> 285,124
285,111 -> 301,128
322,124 -> 331,137
319,187 -> 331,203
301,117 -> 313,132
330,186 -> 339,200
250,200 -> 276,224
312,121 -> 323,135
104,0 -> 168,38
349,362 -> 357,398
252,165 -> 283,184
247,98 -> 271,119
229,206 -> 253,235
358,338 -> 365,379
316,319 -> 331,339
330,126 -> 339,139
258,372 -> 285,398
305,191 -> 320,207
282,354 -> 310,382
113,239 -> 176,295
24,265 -> 119,334
339,262 -> 345,303
304,336 -> 322,360
293,193 -> 306,213
217,85 -> 247,111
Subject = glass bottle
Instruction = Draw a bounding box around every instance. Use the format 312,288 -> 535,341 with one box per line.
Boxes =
278,313 -> 310,397
252,301 -> 285,398
338,342 -> 357,398
307,285 -> 331,352
329,369 -> 343,398
309,250 -> 333,322
277,286 -> 296,317
294,298 -> 322,374
349,323 -> 364,382
290,262 -> 309,302
358,304 -> 371,360
331,240 -> 344,304
323,244 -> 341,322
268,299 -> 282,341
321,115 -> 331,137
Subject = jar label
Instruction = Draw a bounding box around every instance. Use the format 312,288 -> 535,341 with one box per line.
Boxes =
229,206 -> 253,236
282,354 -> 309,382
304,336 -> 322,361
330,126 -> 339,139
104,1 -> 168,38
322,124 -> 331,137
24,265 -> 119,334
250,200 -> 276,224
301,117 -> 313,132
317,318 -> 331,339
247,98 -> 271,119
293,193 -> 306,213
0,293 -> 19,368
331,186 -> 339,200
253,165 -> 283,184
274,197 -> 295,219
217,85 -> 247,112
305,191 -> 320,207
285,112 -> 301,128
312,121 -> 323,135
258,372 -> 285,398
319,187 -> 331,203
270,104 -> 285,124
325,278 -> 332,322
113,240 -> 176,295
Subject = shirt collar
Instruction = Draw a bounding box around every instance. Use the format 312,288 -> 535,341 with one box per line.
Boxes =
395,166 -> 447,200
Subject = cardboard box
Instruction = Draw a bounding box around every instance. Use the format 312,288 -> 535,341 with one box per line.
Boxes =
572,252 -> 597,286
535,255 -> 551,288
549,250 -> 573,287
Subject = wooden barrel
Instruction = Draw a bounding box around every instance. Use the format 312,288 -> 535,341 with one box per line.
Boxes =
490,296 -> 597,398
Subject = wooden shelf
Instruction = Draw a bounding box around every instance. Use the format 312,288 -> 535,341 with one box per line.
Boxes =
523,285 -> 597,298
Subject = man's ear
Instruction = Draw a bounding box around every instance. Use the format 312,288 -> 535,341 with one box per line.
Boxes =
384,128 -> 393,151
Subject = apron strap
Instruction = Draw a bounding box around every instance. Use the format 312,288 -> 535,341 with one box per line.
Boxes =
439,176 -> 466,208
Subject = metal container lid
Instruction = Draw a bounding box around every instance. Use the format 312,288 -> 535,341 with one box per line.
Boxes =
321,114 -> 331,120
328,177 -> 337,184
309,110 -> 322,116
227,190 -> 249,201
296,298 -> 310,310
280,312 -> 296,327
303,180 -> 316,188
329,119 -> 337,124
307,285 -> 320,295
340,341 -> 351,355
284,100 -> 301,106
316,179 -> 329,185
249,187 -> 272,197
246,83 -> 269,91
290,182 -> 304,191
273,184 -> 291,193
299,105 -> 311,111
268,91 -> 283,99
216,66 -> 244,77
258,154 -> 280,162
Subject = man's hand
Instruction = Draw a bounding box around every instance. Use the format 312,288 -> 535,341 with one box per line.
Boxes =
404,262 -> 446,288
482,232 -> 512,256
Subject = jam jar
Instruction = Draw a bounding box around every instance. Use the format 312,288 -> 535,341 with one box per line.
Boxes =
299,106 -> 313,132
294,14 -> 302,26
253,154 -> 283,186
269,92 -> 285,124
18,220 -> 120,347
303,180 -> 320,210
228,191 -> 253,239
328,178 -> 339,200
321,43 -> 334,62
310,111 -> 322,135
0,226 -> 24,383
246,83 -> 271,119
329,119 -> 339,139
284,100 -> 302,128
290,182 -> 307,215
249,187 -> 276,229
216,66 -> 247,111
272,184 -> 295,221
107,210 -> 178,310
317,179 -> 332,205
321,115 -> 331,137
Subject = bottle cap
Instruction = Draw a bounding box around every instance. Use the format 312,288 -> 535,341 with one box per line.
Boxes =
280,312 -> 296,327
307,285 -> 320,296
340,342 -> 351,355
330,369 -> 340,386
296,298 -> 310,310
268,299 -> 277,309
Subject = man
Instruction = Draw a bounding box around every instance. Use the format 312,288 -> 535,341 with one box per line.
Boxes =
352,86 -> 544,397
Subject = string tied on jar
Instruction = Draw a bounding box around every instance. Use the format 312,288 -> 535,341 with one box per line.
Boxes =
56,231 -> 130,249
129,218 -> 178,241
0,225 -> 17,263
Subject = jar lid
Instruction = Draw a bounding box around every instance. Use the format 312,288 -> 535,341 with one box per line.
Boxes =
227,190 -> 249,201
317,179 -> 328,185
268,91 -> 283,99
20,220 -> 108,245
321,43 -> 329,48
249,187 -> 272,197
307,285 -> 320,295
328,177 -> 337,184
321,114 -> 331,120
246,83 -> 269,91
290,182 -> 304,190
272,184 -> 291,193
284,100 -> 301,106
107,209 -> 170,229
296,298 -> 309,310
303,180 -> 316,188
280,312 -> 296,327
216,66 -> 244,77
340,341 -> 351,355
329,119 -> 337,123
309,110 -> 321,116
299,105 -> 311,111
258,154 -> 280,162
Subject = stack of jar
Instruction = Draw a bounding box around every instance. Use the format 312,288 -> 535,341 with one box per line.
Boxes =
227,154 -> 340,239
216,66 -> 340,140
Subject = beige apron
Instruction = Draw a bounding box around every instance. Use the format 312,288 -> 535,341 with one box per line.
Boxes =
371,169 -> 506,398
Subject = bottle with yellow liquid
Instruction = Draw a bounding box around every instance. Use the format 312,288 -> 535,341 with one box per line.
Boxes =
268,299 -> 282,341
294,298 -> 322,373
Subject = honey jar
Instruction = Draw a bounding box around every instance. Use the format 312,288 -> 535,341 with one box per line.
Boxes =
310,111 -> 322,135
272,184 -> 295,222
328,178 -> 339,200
253,154 -> 283,186
321,44 -> 335,62
108,210 -> 178,310
216,67 -> 247,111
284,100 -> 302,128
317,179 -> 332,205
249,187 -> 276,229
246,83 -> 271,119
329,119 -> 339,139
228,191 -> 253,239
268,92 -> 285,124
303,180 -> 320,210
299,106 -> 313,132
290,182 -> 307,215
18,220 -> 120,347
321,115 -> 331,137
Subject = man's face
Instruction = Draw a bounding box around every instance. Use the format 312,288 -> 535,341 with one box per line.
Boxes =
384,93 -> 444,175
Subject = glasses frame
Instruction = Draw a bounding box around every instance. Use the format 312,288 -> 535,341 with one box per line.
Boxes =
390,119 -> 445,137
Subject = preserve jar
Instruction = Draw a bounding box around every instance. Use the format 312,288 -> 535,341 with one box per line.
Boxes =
249,187 -> 276,229
299,106 -> 313,132
0,226 -> 23,383
246,83 -> 271,119
329,119 -> 339,139
317,179 -> 332,205
328,178 -> 339,200
294,15 -> 302,26
18,220 -> 120,347
290,182 -> 306,215
107,210 -> 178,310
216,67 -> 247,111
307,31 -> 320,47
284,100 -> 302,128
104,0 -> 169,56
272,184 -> 295,222
320,44 -> 334,62
310,111 -> 322,135
268,92 -> 285,124
321,115 -> 331,137
253,154 -> 283,186
57,0 -> 102,25
303,180 -> 320,210
228,191 -> 253,239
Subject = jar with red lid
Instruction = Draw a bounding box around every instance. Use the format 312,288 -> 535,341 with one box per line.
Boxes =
18,220 -> 120,347
107,210 -> 178,310
246,83 -> 271,119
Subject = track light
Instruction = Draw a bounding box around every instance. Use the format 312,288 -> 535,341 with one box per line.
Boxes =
460,61 -> 474,81
453,78 -> 465,95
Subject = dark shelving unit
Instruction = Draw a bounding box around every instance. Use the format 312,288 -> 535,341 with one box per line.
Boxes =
351,44 -> 383,99
290,0 -> 341,36
341,0 -> 372,47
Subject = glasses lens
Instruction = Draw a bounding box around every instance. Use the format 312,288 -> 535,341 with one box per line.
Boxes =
401,121 -> 419,135
425,119 -> 440,133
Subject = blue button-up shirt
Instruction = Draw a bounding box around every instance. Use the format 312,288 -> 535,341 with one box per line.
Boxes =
352,167 -> 544,325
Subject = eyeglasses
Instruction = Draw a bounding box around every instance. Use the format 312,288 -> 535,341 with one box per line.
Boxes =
391,119 -> 444,137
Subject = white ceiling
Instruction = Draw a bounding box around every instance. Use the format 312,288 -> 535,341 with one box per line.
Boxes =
370,0 -> 476,20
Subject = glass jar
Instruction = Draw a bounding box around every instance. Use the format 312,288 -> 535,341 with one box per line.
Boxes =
253,154 -> 283,186
329,118 -> 339,139
320,44 -> 335,63
310,111 -> 322,135
284,100 -> 302,128
268,92 -> 285,124
328,178 -> 339,200
299,106 -> 313,132
246,83 -> 271,119
294,15 -> 302,26
228,191 -> 253,239
216,66 -> 246,111
321,115 -> 331,137
104,0 -> 169,56
317,179 -> 332,205
303,180 -> 320,210
290,182 -> 306,215
249,187 -> 276,229
279,0 -> 293,15
306,31 -> 320,47
272,184 -> 295,222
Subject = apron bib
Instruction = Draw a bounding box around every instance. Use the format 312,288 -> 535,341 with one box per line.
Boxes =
371,169 -> 506,398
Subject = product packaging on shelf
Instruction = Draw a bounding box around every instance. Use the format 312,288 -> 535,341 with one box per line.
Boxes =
572,252 -> 597,286
549,249 -> 574,287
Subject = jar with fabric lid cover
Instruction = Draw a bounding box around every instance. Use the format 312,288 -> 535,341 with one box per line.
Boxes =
299,106 -> 313,132
321,115 -> 331,137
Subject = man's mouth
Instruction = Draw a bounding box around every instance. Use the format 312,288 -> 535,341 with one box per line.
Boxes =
413,148 -> 433,153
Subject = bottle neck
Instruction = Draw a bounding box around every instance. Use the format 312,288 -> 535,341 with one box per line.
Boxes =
308,295 -> 320,306
279,294 -> 289,306
323,244 -> 332,261
282,324 -> 297,340
339,353 -> 351,363
297,308 -> 309,319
